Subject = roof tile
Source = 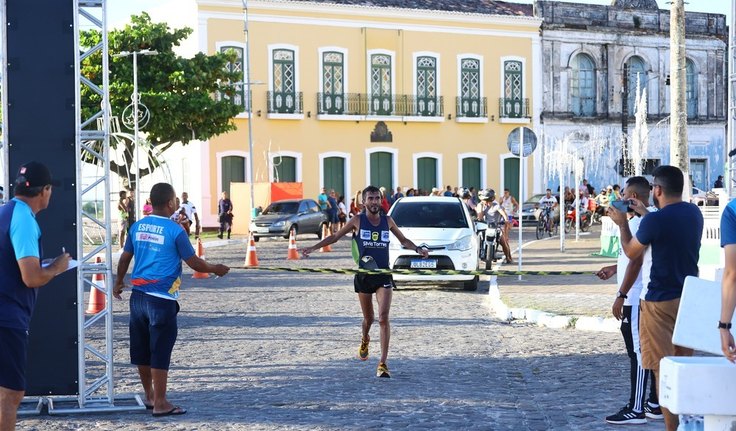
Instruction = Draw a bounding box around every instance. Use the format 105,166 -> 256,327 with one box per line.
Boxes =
274,0 -> 533,16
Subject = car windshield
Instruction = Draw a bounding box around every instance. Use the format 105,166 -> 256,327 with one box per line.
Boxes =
263,202 -> 299,215
391,201 -> 468,228
524,194 -> 545,205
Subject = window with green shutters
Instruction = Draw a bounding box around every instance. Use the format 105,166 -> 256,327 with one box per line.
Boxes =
460,58 -> 481,117
219,46 -> 246,112
503,158 -> 520,202
369,152 -> 393,191
322,51 -> 344,115
417,157 -> 437,191
323,157 -> 345,197
273,156 -> 296,182
503,60 -> 523,118
221,156 -> 246,197
461,157 -> 481,190
416,56 -> 438,116
273,49 -> 296,113
370,54 -> 392,115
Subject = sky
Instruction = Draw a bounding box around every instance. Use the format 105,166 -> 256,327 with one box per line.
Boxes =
109,0 -> 733,54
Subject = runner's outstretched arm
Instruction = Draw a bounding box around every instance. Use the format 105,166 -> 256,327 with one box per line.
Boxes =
387,217 -> 429,258
301,216 -> 361,258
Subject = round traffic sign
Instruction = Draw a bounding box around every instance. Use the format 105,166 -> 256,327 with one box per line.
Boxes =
506,127 -> 538,157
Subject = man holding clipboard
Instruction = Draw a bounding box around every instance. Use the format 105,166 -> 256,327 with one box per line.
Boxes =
0,161 -> 70,431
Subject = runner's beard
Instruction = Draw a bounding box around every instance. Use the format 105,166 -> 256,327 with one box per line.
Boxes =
367,204 -> 380,215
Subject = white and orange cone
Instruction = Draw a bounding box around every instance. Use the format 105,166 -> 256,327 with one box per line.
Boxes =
287,229 -> 299,260
244,232 -> 260,267
319,224 -> 332,253
86,256 -> 106,314
192,239 -> 210,279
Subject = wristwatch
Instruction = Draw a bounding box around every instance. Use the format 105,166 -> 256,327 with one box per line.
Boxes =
616,291 -> 627,299
718,321 -> 732,329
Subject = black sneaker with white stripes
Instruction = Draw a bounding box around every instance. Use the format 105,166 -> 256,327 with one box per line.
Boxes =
605,406 -> 647,425
644,403 -> 664,420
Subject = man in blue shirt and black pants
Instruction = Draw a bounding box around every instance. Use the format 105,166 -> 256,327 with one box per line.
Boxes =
0,162 -> 70,431
609,165 -> 703,431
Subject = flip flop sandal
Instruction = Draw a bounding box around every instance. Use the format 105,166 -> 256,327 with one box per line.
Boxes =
152,406 -> 187,417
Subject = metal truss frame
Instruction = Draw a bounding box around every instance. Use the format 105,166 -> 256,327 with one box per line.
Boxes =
15,0 -> 141,414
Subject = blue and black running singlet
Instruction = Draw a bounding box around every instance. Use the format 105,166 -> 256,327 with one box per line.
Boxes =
355,213 -> 390,269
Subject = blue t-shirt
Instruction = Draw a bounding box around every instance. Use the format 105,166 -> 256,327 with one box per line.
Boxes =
327,196 -> 338,215
636,201 -> 703,301
318,193 -> 328,210
124,215 -> 195,300
721,199 -> 736,247
0,199 -> 42,330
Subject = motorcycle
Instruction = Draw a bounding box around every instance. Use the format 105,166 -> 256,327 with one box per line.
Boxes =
564,204 -> 592,232
475,221 -> 502,270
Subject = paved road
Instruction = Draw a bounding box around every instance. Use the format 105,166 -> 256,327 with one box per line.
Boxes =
17,236 -> 661,430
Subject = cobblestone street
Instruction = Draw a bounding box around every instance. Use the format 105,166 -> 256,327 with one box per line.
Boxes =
17,236 -> 661,430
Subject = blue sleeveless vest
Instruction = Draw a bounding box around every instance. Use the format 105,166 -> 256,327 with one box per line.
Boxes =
355,213 -> 390,269
0,200 -> 41,330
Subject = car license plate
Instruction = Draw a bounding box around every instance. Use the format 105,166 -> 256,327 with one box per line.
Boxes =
410,259 -> 437,269
256,227 -> 270,233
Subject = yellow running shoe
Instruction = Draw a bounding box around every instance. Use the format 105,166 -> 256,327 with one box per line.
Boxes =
358,337 -> 369,361
376,362 -> 390,378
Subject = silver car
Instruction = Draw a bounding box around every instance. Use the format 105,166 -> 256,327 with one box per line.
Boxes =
250,199 -> 328,241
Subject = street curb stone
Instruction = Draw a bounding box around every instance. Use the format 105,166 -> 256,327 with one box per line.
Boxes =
488,276 -> 619,332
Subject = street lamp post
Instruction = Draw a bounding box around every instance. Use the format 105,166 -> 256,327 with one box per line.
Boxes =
242,0 -> 256,218
113,49 -> 158,218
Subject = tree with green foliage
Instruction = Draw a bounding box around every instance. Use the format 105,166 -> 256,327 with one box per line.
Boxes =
80,13 -> 242,190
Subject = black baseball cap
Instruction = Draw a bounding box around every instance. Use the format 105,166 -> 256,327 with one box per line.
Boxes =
16,161 -> 56,188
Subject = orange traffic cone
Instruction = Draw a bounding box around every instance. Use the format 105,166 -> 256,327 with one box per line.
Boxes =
244,232 -> 260,267
86,256 -> 106,314
192,239 -> 210,279
319,225 -> 332,252
287,229 -> 299,260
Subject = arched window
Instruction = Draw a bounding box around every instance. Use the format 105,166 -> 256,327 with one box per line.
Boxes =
459,57 -> 481,117
218,46 -> 246,112
416,56 -> 438,116
571,54 -> 596,116
272,48 -> 296,113
626,56 -> 646,116
321,51 -> 344,115
686,59 -> 698,118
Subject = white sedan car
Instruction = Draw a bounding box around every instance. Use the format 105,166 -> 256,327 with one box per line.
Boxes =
387,196 -> 480,291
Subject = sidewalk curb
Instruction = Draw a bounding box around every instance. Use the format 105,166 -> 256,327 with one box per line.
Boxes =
487,277 -> 619,333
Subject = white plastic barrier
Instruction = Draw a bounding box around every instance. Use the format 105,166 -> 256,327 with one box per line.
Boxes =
660,276 -> 736,430
597,216 -> 619,258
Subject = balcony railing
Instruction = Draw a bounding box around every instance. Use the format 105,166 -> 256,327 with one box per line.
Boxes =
403,95 -> 444,117
316,93 -> 444,117
316,93 -> 368,116
217,89 -> 252,114
455,96 -> 488,118
267,91 -> 303,114
499,97 -> 530,119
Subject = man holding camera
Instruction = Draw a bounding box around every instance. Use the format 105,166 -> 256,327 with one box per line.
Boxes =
609,166 -> 703,431
596,176 -> 660,425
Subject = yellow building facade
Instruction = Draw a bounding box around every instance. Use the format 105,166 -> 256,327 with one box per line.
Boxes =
197,0 -> 542,228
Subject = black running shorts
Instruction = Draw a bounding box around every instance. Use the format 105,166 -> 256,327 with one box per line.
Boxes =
354,274 -> 395,294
